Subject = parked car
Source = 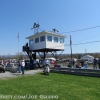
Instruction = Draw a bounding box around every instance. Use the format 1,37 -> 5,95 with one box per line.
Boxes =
6,63 -> 14,67
0,64 -> 5,73
87,60 -> 93,64
25,60 -> 30,69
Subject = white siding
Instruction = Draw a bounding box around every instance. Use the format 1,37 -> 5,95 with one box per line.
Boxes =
28,32 -> 65,50
29,41 -> 46,50
46,42 -> 64,49
46,35 -> 64,49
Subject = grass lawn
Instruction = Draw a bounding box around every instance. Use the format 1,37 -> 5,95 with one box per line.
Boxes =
0,72 -> 100,100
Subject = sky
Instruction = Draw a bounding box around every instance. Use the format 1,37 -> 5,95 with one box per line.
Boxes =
0,0 -> 100,55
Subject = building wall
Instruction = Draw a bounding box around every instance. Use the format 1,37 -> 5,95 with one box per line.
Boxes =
29,41 -> 46,50
29,34 -> 65,50
46,35 -> 64,49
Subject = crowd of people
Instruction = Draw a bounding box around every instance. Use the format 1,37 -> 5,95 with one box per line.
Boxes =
67,59 -> 88,69
17,58 -> 51,74
1,57 -> 100,74
66,58 -> 100,69
11,57 -> 100,75
17,60 -> 25,74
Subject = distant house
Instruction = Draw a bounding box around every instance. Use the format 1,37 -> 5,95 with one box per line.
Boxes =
80,55 -> 94,62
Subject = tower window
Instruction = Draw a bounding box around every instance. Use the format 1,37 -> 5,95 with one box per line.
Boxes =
60,38 -> 64,43
29,39 -> 33,44
35,37 -> 39,43
54,37 -> 58,43
47,35 -> 52,41
40,35 -> 45,42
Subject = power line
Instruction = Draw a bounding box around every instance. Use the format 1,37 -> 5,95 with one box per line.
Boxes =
74,34 -> 100,43
62,25 -> 100,33
50,40 -> 100,49
65,40 -> 100,46
51,40 -> 100,49
72,40 -> 100,45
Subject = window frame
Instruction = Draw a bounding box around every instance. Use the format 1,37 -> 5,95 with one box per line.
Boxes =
35,37 -> 39,43
40,35 -> 45,42
29,39 -> 33,45
54,37 -> 58,43
60,38 -> 64,43
47,35 -> 52,42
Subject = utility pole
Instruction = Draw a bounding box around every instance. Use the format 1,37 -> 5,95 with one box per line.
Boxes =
70,35 -> 72,61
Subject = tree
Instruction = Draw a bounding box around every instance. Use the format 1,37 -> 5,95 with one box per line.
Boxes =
15,52 -> 25,60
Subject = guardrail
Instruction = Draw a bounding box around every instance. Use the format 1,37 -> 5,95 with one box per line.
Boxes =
50,67 -> 100,77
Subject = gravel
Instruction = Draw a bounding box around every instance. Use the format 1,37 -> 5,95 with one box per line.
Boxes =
0,69 -> 43,79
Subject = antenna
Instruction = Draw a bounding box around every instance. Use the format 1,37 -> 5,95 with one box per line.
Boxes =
31,22 -> 40,34
52,28 -> 59,33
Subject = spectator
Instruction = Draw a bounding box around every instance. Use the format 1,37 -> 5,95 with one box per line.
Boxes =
72,59 -> 75,67
97,58 -> 100,69
80,60 -> 84,67
21,60 -> 25,74
33,59 -> 37,69
82,61 -> 88,69
76,62 -> 81,68
54,61 -> 57,67
43,59 -> 46,66
18,60 -> 21,73
93,58 -> 97,69
45,59 -> 50,66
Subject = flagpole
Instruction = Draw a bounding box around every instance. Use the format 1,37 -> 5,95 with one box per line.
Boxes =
70,35 -> 72,61
18,32 -> 19,57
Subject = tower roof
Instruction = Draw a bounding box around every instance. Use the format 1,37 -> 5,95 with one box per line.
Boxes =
26,31 -> 66,39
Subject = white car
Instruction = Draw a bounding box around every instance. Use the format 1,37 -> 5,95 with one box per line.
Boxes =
88,60 -> 93,64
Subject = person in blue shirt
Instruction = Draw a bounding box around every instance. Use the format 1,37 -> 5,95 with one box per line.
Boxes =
18,60 -> 21,73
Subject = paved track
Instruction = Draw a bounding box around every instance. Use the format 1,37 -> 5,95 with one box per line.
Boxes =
0,69 -> 43,79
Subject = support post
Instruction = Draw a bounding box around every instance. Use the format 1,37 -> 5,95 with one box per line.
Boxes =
43,52 -> 45,60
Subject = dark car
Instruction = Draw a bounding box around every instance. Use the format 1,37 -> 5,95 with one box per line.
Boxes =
0,64 -> 5,73
25,60 -> 30,69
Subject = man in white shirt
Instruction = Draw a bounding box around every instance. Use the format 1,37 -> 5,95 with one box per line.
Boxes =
21,60 -> 25,74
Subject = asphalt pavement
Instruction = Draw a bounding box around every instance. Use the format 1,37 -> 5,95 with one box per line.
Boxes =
0,69 -> 43,79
